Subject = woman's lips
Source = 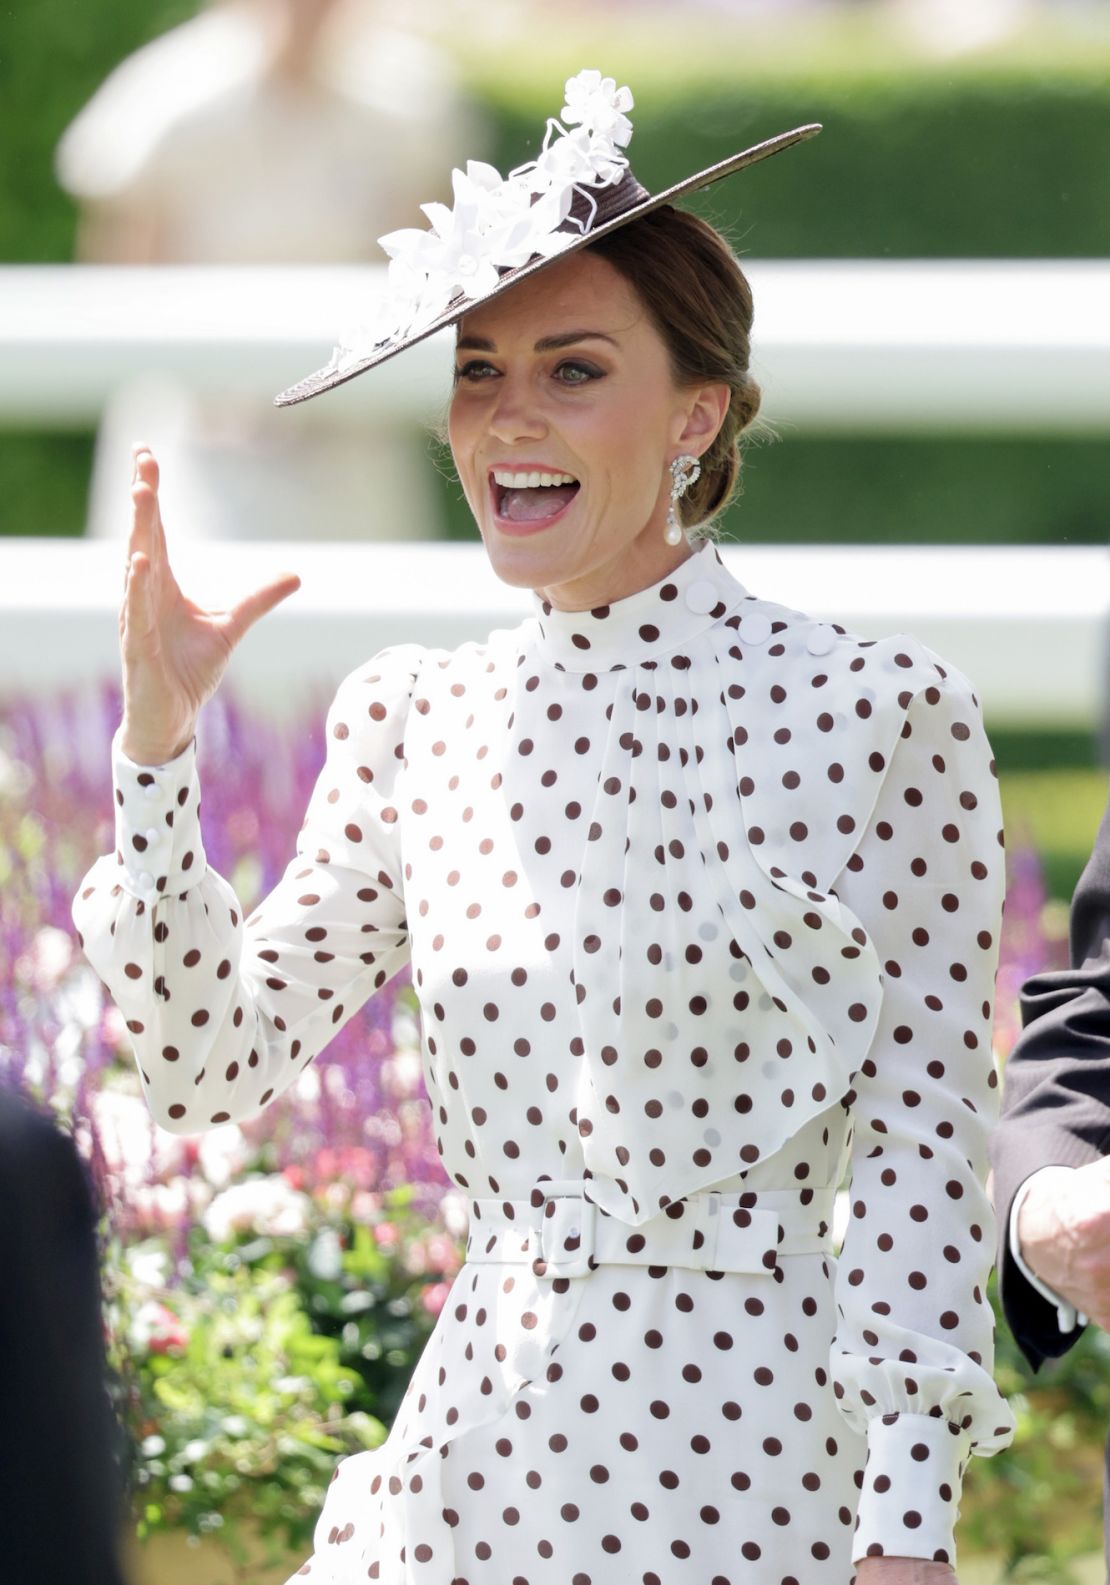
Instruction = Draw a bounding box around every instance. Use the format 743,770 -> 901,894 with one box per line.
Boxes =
488,470 -> 581,535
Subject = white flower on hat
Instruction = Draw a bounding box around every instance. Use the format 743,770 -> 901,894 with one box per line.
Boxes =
560,69 -> 634,149
332,68 -> 635,370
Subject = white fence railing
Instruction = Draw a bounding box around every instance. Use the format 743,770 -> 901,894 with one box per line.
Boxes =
3,261 -> 1110,432
1,540 -> 1104,726
2,262 -> 1106,725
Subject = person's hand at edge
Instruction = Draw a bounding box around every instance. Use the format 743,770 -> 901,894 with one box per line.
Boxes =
855,1557 -> 956,1582
1017,1157 -> 1110,1328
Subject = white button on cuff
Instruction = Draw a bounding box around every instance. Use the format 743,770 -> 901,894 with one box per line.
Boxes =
685,579 -> 720,616
144,828 -> 162,848
142,782 -> 163,800
806,624 -> 836,656
738,611 -> 772,645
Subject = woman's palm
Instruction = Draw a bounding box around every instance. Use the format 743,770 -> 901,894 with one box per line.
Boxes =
120,447 -> 300,763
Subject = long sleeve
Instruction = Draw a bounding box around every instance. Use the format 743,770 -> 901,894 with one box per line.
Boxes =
828,669 -> 1015,1567
72,646 -> 422,1134
990,782 -> 1110,1368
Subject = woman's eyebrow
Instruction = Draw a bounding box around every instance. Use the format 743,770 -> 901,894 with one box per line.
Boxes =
534,330 -> 619,351
455,330 -> 620,352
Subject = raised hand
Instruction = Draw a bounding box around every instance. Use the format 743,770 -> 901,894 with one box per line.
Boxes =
120,446 -> 301,765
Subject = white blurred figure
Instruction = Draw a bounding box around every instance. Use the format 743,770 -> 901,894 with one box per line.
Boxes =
889,0 -> 1034,55
56,0 -> 481,542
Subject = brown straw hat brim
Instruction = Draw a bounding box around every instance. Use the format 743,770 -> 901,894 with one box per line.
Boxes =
274,122 -> 821,409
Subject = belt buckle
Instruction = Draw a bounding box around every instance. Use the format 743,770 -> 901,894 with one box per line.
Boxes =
533,1189 -> 597,1279
712,1204 -> 782,1274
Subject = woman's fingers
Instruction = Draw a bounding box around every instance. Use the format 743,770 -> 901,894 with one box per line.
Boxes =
128,450 -> 159,562
121,550 -> 155,660
222,572 -> 302,648
128,446 -> 170,573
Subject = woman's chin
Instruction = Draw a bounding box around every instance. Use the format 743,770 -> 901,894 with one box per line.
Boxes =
479,519 -> 577,588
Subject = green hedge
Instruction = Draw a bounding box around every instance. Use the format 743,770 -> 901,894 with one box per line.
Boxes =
3,15 -> 1109,540
480,71 -> 1110,261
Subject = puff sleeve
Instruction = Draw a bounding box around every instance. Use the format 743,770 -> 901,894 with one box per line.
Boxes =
72,646 -> 422,1134
828,666 -> 1016,1567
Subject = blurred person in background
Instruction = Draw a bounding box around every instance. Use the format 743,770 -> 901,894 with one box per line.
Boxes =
992,791 -> 1110,1577
55,0 -> 483,544
0,1088 -> 127,1585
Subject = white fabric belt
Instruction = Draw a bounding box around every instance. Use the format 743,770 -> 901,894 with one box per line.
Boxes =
465,1181 -> 835,1281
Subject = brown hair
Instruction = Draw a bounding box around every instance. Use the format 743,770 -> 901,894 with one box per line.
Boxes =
590,205 -> 761,530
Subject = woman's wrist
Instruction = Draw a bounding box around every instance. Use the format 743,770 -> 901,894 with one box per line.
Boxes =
855,1558 -> 956,1583
119,719 -> 196,767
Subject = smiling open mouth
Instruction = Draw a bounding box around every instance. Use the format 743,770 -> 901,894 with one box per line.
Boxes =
491,469 -> 581,525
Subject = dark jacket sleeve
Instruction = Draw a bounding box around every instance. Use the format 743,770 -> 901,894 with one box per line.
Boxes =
991,783 -> 1110,1370
0,1090 -> 128,1585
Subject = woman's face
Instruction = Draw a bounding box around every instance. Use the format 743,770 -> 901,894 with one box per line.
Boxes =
447,249 -> 727,612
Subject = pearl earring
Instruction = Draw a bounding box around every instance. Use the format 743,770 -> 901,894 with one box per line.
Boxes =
664,454 -> 701,546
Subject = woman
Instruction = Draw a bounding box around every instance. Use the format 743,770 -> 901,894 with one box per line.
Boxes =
74,71 -> 1014,1585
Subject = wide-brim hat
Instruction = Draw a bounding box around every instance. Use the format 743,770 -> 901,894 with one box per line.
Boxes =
274,72 -> 820,408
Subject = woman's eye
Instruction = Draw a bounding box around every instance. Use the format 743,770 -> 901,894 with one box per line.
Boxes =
454,360 -> 498,382
555,360 -> 602,386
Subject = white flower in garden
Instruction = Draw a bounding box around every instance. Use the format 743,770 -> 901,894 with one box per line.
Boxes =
14,925 -> 74,993
440,1191 -> 470,1240
197,1124 -> 250,1189
182,1439 -> 209,1463
275,1375 -> 310,1396
141,1434 -> 166,1458
306,1226 -> 344,1281
350,1189 -> 380,1224
130,1300 -> 189,1354
169,1474 -> 194,1493
129,1175 -> 204,1234
560,69 -> 634,148
382,1047 -> 424,1100
100,1001 -> 128,1053
128,1244 -> 170,1291
202,1174 -> 312,1243
90,1087 -> 187,1192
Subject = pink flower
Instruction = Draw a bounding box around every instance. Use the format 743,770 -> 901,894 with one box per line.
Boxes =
421,1281 -> 451,1318
424,1234 -> 463,1277
373,1221 -> 400,1249
132,1300 -> 189,1355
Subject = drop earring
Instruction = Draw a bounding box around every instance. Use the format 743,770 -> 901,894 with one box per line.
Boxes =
664,454 -> 701,546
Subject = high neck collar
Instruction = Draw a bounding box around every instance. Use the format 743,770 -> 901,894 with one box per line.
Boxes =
530,540 -> 748,672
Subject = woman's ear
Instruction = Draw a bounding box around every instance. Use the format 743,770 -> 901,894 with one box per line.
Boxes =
673,381 -> 731,456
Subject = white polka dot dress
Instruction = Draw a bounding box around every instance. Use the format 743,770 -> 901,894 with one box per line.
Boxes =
74,539 -> 1016,1582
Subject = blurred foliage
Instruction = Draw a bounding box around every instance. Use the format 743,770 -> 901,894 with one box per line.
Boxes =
109,1183 -> 452,1560
3,10 -> 1110,539
0,0 -> 192,265
961,1273 -> 1110,1580
435,435 -> 1110,551
1001,766 -> 1107,908
479,68 -> 1110,261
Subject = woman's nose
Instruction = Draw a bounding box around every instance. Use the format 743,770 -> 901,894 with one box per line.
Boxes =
486,377 -> 547,443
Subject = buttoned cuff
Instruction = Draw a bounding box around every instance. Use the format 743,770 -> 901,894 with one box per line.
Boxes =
112,728 -> 206,904
852,1413 -> 970,1568
1009,1167 -> 1087,1334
